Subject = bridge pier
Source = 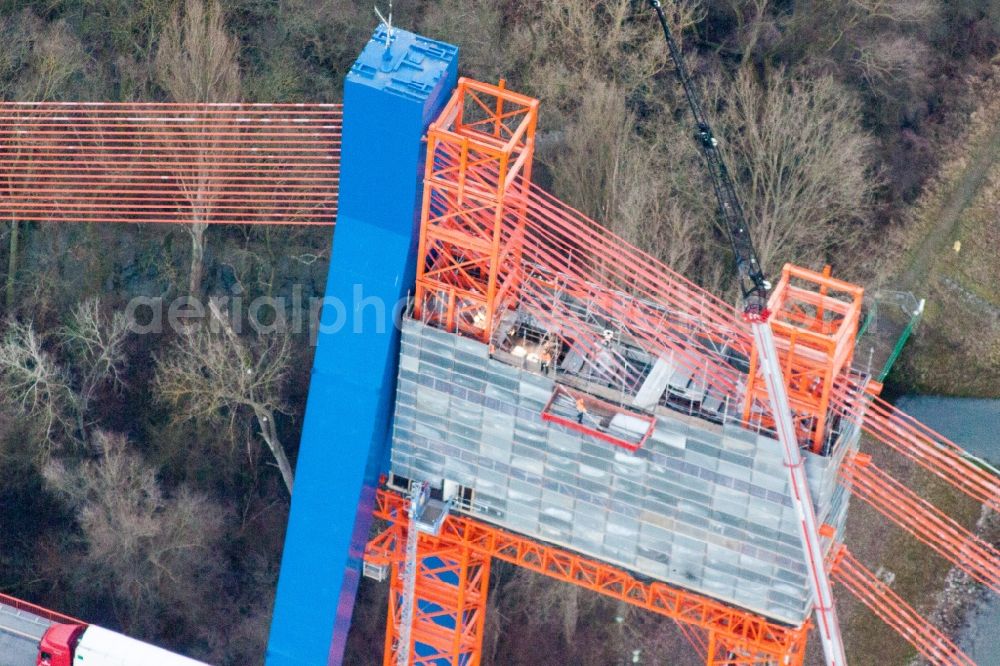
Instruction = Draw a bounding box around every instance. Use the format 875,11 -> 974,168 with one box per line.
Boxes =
266,26 -> 457,666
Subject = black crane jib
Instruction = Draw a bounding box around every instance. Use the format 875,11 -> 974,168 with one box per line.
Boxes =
647,0 -> 771,322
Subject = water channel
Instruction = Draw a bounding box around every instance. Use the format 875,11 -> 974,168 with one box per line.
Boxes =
894,395 -> 998,662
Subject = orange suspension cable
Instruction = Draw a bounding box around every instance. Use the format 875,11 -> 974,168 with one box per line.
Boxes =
840,454 -> 1000,592
0,102 -> 341,226
828,546 -> 974,666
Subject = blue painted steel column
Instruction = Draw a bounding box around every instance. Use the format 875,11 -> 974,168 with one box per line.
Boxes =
266,27 -> 458,666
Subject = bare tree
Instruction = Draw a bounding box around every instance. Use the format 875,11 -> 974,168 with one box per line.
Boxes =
58,298 -> 131,433
546,81 -> 716,282
20,19 -> 89,101
530,1 -> 733,289
844,0 -> 935,23
43,431 -> 226,636
155,0 -> 241,297
418,0 -> 505,82
854,32 -> 929,101
0,298 -> 130,449
528,0 -> 702,122
155,0 -> 240,103
548,82 -> 634,225
493,566 -> 599,649
0,320 -> 76,447
0,10 -> 88,311
776,0 -> 936,69
711,67 -> 875,271
539,0 -> 701,80
724,0 -> 772,66
154,304 -> 295,494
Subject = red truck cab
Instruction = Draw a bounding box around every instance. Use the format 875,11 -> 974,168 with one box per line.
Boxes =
37,623 -> 87,666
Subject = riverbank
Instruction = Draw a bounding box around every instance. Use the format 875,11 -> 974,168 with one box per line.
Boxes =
919,507 -> 1000,666
840,395 -> 998,666
897,396 -> 999,664
957,584 -> 1000,661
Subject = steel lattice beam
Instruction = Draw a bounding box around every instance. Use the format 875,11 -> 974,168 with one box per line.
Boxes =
366,489 -> 809,666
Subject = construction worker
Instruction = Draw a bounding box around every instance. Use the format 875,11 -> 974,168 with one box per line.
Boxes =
575,397 -> 587,424
539,347 -> 552,374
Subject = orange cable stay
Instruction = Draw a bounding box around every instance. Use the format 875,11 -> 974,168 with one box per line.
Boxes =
837,391 -> 1000,512
840,454 -> 1000,592
828,546 -> 974,666
0,101 -> 341,225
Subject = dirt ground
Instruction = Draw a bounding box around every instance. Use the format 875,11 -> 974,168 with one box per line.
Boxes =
888,81 -> 1000,398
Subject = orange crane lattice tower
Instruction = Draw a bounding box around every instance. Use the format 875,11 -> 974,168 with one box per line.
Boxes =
742,265 -> 864,453
414,79 -> 537,341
